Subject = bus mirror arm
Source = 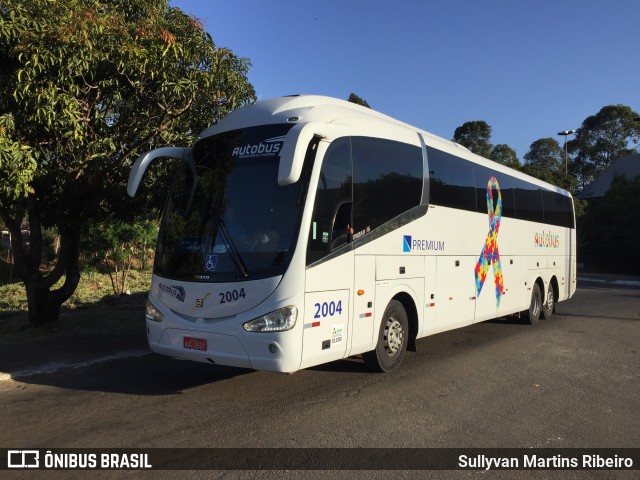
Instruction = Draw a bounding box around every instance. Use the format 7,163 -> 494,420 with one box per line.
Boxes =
278,122 -> 330,186
127,147 -> 193,197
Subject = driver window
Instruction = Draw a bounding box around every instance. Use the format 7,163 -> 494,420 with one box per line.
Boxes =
331,201 -> 353,249
307,138 -> 352,265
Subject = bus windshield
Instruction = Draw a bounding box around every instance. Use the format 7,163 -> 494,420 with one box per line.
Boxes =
154,124 -> 302,282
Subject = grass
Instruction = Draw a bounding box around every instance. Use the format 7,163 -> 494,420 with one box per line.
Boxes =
0,265 -> 152,342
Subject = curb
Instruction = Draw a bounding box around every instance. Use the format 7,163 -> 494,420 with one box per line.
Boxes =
0,349 -> 151,382
578,276 -> 640,287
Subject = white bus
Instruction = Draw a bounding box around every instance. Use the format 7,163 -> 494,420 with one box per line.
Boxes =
128,95 -> 576,373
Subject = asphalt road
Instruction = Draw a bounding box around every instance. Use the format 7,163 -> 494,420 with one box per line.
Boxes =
1,286 -> 638,479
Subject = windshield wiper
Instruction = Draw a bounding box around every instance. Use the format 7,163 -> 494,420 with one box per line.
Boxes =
218,218 -> 250,279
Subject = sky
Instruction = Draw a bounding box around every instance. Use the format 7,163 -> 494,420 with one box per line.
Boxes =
170,0 -> 640,160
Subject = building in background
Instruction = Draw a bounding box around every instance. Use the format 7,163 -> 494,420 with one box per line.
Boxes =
577,153 -> 640,274
579,154 -> 640,198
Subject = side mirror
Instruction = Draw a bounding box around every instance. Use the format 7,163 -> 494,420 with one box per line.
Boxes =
127,147 -> 192,197
278,123 -> 329,186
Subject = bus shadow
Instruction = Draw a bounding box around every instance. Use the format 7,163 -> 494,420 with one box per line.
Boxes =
310,315 -> 534,374
13,354 -> 254,395
12,314 -> 556,393
308,356 -> 371,374
485,315 -> 527,325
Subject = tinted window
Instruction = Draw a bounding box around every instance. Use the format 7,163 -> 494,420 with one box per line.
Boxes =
542,190 -> 574,228
307,138 -> 352,264
352,137 -> 423,235
427,147 -> 476,211
411,145 -> 574,229
474,166 -> 516,218
155,124 -> 300,282
514,179 -> 544,222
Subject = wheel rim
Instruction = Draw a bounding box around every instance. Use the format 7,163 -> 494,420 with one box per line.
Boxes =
384,317 -> 404,357
546,291 -> 554,311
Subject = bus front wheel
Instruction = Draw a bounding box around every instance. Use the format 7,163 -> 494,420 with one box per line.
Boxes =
363,300 -> 408,372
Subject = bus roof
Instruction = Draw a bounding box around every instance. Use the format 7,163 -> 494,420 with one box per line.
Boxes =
199,95 -> 571,197
199,94 -> 420,136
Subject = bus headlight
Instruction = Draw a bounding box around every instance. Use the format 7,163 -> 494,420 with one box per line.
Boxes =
243,306 -> 297,332
145,299 -> 164,322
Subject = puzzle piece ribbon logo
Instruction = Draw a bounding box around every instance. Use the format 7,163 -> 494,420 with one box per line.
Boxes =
474,176 -> 504,308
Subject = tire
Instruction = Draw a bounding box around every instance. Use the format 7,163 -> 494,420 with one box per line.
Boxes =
541,286 -> 554,320
363,300 -> 409,372
525,283 -> 542,325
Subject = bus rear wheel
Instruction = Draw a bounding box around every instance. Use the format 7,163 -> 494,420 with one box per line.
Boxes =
541,287 -> 554,320
363,300 -> 408,372
525,283 -> 542,325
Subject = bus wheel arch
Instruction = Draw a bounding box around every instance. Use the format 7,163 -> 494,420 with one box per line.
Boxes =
363,297 -> 412,372
393,292 -> 419,352
542,276 -> 559,320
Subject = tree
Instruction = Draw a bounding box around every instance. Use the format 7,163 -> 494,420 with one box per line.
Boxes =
490,144 -> 520,169
453,120 -> 493,159
347,93 -> 371,108
522,138 -> 576,192
569,105 -> 640,189
579,175 -> 640,273
523,138 -> 564,171
0,114 -> 36,204
83,217 -> 158,295
0,0 -> 256,324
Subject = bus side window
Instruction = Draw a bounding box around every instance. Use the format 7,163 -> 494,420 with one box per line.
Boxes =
514,179 -> 544,223
427,146 -> 476,212
307,138 -> 353,265
331,201 -> 353,249
352,137 -> 422,234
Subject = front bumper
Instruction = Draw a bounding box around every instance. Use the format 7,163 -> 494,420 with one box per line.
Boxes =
146,319 -> 300,373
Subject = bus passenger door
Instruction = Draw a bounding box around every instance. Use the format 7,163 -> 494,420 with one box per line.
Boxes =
301,253 -> 353,370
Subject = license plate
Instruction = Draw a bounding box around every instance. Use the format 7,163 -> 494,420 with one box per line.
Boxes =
183,337 -> 207,351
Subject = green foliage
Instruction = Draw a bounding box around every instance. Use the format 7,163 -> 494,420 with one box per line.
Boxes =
452,120 -> 521,169
0,114 -> 36,202
453,120 -> 493,159
569,105 -> 640,189
1,0 -> 255,198
519,138 -> 577,193
0,267 -> 152,340
347,93 -> 371,108
521,164 -> 578,193
573,197 -> 587,223
0,279 -> 27,312
83,218 -> 157,295
579,175 -> 640,272
490,144 -> 520,169
0,0 -> 256,324
524,138 -> 564,171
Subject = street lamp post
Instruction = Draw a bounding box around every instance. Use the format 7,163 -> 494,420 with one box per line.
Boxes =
557,129 -> 576,174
